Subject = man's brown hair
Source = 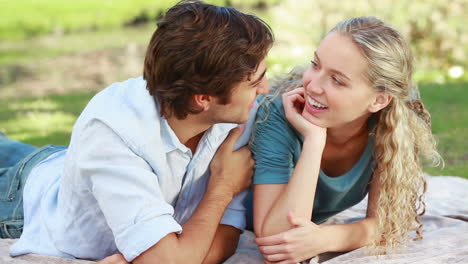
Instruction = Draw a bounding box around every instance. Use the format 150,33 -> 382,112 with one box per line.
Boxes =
143,0 -> 274,119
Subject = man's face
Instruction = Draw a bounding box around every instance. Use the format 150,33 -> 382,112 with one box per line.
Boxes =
208,59 -> 269,124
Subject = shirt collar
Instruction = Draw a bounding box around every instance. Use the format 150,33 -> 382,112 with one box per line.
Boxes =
160,116 -> 238,155
160,118 -> 190,154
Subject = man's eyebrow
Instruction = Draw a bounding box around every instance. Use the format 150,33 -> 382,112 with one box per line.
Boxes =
249,69 -> 267,85
314,51 -> 351,81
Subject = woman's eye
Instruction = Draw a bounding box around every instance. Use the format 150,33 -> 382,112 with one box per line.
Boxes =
332,76 -> 344,86
310,60 -> 318,68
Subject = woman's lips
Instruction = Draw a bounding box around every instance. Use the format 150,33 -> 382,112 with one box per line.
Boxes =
305,97 -> 328,114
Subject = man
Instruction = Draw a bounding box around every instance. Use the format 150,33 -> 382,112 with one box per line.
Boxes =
2,0 -> 273,263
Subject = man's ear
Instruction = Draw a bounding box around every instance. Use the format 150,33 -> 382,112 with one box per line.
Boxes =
369,93 -> 392,113
192,94 -> 213,111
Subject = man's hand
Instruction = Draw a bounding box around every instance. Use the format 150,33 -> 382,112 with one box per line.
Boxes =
209,125 -> 254,197
96,254 -> 129,264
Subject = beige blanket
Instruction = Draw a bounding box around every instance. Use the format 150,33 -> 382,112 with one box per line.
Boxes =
226,175 -> 468,263
2,175 -> 467,263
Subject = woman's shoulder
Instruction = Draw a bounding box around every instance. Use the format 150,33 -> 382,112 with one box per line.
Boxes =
252,94 -> 302,145
256,94 -> 286,121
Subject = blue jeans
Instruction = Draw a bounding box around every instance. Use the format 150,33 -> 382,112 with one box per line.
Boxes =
0,134 -> 66,238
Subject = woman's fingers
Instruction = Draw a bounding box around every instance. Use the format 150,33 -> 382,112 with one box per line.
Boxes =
255,232 -> 285,246
283,87 -> 305,96
263,253 -> 289,262
284,94 -> 305,113
259,244 -> 289,254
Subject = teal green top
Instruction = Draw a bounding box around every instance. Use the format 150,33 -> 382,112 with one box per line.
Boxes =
247,96 -> 375,226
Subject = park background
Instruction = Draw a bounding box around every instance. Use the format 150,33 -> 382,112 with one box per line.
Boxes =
0,0 -> 466,178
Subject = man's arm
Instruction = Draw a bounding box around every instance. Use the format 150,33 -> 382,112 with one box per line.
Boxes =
133,187 -> 234,264
202,225 -> 240,264
133,126 -> 252,264
97,223 -> 241,264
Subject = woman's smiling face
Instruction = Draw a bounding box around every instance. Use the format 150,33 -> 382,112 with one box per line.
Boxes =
301,31 -> 381,129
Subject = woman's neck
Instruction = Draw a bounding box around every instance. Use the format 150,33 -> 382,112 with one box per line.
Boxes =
321,116 -> 371,177
326,115 -> 369,146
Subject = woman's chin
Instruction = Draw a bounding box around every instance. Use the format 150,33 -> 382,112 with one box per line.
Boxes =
302,109 -> 327,128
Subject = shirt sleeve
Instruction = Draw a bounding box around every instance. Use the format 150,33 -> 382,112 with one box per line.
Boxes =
220,190 -> 248,230
74,120 -> 182,261
251,98 -> 297,184
220,101 -> 259,230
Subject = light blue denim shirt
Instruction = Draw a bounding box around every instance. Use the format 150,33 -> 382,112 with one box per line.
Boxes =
10,77 -> 254,261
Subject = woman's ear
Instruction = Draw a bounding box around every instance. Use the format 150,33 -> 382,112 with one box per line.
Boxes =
192,94 -> 213,111
369,93 -> 392,113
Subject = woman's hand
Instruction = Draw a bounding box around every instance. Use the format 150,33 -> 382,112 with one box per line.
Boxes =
255,212 -> 326,264
282,88 -> 326,146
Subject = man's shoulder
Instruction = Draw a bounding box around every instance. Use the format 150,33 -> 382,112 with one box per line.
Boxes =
90,76 -> 152,111
80,76 -> 159,127
71,76 -> 166,156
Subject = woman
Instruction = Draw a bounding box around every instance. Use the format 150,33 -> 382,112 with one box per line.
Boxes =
251,16 -> 442,263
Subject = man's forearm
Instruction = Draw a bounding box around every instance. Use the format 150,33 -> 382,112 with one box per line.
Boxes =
133,186 -> 233,264
202,225 -> 240,264
176,187 -> 234,263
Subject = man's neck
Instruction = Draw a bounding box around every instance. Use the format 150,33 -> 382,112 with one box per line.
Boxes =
167,114 -> 212,152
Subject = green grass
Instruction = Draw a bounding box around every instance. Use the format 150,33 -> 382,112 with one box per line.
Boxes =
0,0 -> 280,41
420,82 -> 468,178
0,83 -> 466,178
0,92 -> 95,146
0,24 -> 155,67
0,0 -> 176,40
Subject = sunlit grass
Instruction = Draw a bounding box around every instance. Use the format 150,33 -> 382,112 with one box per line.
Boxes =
0,93 -> 95,146
420,82 -> 467,178
0,0 -> 281,41
0,24 -> 154,66
3,111 -> 75,142
0,0 -> 176,41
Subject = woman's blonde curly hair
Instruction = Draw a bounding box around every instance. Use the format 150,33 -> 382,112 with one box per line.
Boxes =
261,16 -> 443,253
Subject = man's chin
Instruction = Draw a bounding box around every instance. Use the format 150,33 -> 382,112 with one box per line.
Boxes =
239,114 -> 251,124
219,113 -> 250,125
229,120 -> 247,125
231,114 -> 249,124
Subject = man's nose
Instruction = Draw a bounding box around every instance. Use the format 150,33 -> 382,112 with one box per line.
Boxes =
257,78 -> 269,94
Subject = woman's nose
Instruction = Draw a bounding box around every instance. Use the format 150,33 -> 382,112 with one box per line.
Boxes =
305,75 -> 324,94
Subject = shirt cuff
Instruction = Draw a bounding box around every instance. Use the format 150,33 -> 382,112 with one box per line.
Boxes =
220,190 -> 248,230
115,214 -> 182,262
220,207 -> 246,231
